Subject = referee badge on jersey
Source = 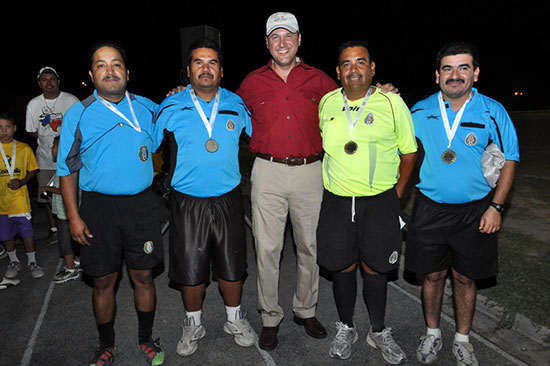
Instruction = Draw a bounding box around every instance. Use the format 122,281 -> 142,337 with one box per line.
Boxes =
364,113 -> 374,125
465,132 -> 477,146
143,241 -> 154,254
388,251 -> 399,265
226,119 -> 235,131
139,145 -> 149,162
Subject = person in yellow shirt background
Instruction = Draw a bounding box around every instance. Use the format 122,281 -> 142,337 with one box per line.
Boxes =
0,112 -> 44,281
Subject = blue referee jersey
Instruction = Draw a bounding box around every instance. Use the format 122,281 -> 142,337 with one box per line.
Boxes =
153,87 -> 252,198
57,91 -> 158,195
411,88 -> 519,204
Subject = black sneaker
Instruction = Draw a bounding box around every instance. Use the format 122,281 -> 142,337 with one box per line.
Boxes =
139,338 -> 164,365
88,346 -> 115,366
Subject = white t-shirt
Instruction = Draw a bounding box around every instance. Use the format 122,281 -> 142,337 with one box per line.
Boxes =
25,91 -> 79,170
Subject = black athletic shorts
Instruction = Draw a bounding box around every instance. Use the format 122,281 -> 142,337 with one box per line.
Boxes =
317,188 -> 403,273
168,186 -> 247,286
79,188 -> 164,277
405,192 -> 498,280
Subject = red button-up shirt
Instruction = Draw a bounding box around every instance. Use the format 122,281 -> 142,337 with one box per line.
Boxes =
236,59 -> 338,158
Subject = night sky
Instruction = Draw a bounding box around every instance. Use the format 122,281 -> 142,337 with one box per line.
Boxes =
3,2 -> 548,141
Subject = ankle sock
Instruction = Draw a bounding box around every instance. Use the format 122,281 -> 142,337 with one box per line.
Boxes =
7,250 -> 19,263
26,251 -> 37,265
225,305 -> 241,322
427,327 -> 442,338
186,310 -> 202,326
454,332 -> 469,343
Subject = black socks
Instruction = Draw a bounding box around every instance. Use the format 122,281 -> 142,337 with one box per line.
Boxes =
332,269 -> 357,327
137,310 -> 155,344
363,272 -> 387,333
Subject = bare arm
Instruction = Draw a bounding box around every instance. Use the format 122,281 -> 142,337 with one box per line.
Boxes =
479,160 -> 517,234
7,169 -> 38,190
395,152 -> 417,198
60,172 -> 93,245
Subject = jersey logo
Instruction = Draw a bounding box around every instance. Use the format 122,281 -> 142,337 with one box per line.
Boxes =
465,132 -> 477,146
389,251 -> 399,264
226,119 -> 235,131
139,145 -> 149,162
143,241 -> 154,254
364,113 -> 374,125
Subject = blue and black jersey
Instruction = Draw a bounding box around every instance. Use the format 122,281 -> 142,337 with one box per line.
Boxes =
411,88 -> 519,204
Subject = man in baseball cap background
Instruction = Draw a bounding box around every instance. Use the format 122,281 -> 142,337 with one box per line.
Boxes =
26,66 -> 79,245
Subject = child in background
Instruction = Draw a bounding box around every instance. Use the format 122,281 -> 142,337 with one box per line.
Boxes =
0,112 -> 44,279
40,136 -> 81,283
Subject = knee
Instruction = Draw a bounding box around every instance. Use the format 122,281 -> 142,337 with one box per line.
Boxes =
130,270 -> 154,288
452,271 -> 475,288
94,273 -> 117,292
424,270 -> 447,284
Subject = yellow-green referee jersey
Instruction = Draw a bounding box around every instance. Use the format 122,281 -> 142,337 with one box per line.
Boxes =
319,87 -> 417,197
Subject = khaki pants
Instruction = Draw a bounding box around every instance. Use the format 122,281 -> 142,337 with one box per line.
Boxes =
251,157 -> 323,327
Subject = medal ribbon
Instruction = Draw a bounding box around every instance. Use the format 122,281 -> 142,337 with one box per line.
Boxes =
0,141 -> 16,179
190,88 -> 220,139
98,92 -> 141,132
438,91 -> 473,149
343,87 -> 373,140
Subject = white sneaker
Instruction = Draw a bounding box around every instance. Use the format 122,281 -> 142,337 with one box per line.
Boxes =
5,261 -> 22,278
0,277 -> 20,290
417,334 -> 442,365
177,316 -> 206,356
367,327 -> 407,364
223,310 -> 255,347
329,322 -> 358,360
53,267 -> 80,283
29,262 -> 45,279
453,340 -> 479,366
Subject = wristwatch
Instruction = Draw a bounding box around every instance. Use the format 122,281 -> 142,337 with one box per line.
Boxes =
490,202 -> 504,213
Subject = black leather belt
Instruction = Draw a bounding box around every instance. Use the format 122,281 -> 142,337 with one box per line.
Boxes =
256,153 -> 322,166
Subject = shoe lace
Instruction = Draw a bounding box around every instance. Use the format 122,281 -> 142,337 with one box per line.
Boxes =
455,342 -> 476,363
419,335 -> 438,354
140,338 -> 162,356
182,317 -> 200,340
230,311 -> 252,334
334,322 -> 353,343
379,328 -> 399,349
90,346 -> 114,364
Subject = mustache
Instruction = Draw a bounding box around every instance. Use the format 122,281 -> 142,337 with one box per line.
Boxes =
199,72 -> 214,78
446,78 -> 464,85
103,75 -> 121,81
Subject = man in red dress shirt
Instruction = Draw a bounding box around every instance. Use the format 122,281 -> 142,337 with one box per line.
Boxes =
236,12 -> 336,350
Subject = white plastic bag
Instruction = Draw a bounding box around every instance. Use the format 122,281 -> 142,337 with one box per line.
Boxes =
481,143 -> 505,188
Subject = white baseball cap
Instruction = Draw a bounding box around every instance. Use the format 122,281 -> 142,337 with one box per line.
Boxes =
266,12 -> 299,36
37,66 -> 59,79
